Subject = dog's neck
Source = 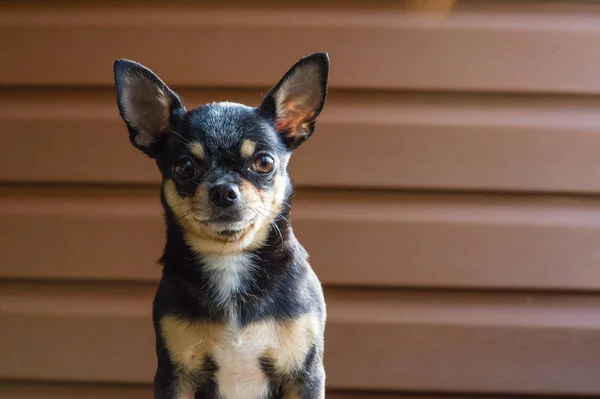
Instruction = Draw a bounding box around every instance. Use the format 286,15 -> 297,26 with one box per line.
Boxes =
158,204 -> 307,325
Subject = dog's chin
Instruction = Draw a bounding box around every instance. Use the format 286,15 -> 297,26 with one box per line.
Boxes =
201,217 -> 257,237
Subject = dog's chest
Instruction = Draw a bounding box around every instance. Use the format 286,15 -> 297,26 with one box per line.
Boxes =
201,252 -> 255,310
212,322 -> 273,399
160,253 -> 319,398
161,313 -> 319,399
202,253 -> 270,397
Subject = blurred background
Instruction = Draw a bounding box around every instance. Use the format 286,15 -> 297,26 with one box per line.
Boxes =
2,0 -> 600,398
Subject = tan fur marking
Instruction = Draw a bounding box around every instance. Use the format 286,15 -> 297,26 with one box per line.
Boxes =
261,313 -> 320,376
239,179 -> 262,216
163,180 -> 221,242
163,180 -> 211,239
282,390 -> 303,399
160,315 -> 224,373
174,378 -> 197,399
163,179 -> 194,220
189,142 -> 205,159
240,139 -> 256,159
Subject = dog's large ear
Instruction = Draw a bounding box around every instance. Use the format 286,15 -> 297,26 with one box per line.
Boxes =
258,53 -> 329,150
113,59 -> 185,157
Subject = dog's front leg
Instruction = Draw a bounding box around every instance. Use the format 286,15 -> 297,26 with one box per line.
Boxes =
283,364 -> 326,399
154,328 -> 219,399
154,360 -> 202,399
153,334 -> 184,399
300,366 -> 326,399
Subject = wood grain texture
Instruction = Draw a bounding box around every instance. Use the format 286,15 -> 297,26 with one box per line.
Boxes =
3,1 -> 600,397
0,383 -> 152,399
1,1 -> 600,93
3,88 -> 600,193
2,186 -> 600,290
0,382 -> 540,399
2,282 -> 600,394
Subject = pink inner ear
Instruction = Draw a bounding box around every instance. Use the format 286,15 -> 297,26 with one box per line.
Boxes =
275,100 -> 315,135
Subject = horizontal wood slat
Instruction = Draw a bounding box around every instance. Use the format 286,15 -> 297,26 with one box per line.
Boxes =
0,383 -> 541,399
2,187 -> 600,290
3,88 -> 600,193
2,1 -> 600,93
2,282 -> 600,394
0,384 -> 153,399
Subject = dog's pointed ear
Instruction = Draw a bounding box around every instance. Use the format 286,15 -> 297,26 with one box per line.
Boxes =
258,53 -> 329,150
113,59 -> 185,157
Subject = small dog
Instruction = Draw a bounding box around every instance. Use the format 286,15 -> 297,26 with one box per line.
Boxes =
113,53 -> 329,398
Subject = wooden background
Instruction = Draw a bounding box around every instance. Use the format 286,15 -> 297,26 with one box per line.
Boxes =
2,1 -> 600,398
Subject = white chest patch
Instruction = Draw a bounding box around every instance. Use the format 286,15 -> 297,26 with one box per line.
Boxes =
201,252 -> 255,309
213,323 -> 272,399
213,315 -> 318,399
201,253 -> 269,398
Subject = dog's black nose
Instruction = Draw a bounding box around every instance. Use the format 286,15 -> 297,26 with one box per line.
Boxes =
209,184 -> 240,207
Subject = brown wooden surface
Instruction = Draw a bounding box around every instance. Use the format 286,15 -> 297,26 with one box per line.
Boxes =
3,89 -> 600,192
0,383 -> 561,399
2,186 -> 600,290
2,282 -> 600,394
2,0 -> 600,397
2,1 -> 600,93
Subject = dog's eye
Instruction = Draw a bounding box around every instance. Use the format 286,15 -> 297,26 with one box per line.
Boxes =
172,158 -> 197,181
251,154 -> 275,174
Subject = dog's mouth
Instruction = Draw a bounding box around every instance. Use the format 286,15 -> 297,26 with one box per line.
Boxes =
199,215 -> 257,236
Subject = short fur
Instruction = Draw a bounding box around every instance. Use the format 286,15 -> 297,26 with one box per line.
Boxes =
113,53 -> 329,399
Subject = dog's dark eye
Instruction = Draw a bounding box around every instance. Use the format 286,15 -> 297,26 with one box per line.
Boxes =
172,158 -> 197,182
251,154 -> 275,174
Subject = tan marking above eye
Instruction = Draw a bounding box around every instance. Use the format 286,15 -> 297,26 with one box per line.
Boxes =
240,139 -> 256,159
189,142 -> 205,159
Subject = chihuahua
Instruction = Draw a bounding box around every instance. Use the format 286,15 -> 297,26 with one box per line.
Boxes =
113,53 -> 329,398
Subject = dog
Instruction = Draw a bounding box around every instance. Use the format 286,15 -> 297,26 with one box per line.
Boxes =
113,53 -> 329,398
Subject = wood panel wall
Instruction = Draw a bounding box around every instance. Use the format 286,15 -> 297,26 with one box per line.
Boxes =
2,1 -> 600,398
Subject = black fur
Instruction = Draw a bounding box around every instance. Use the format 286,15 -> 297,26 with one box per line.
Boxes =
114,53 -> 329,398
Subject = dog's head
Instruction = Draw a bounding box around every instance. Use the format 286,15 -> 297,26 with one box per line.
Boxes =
114,53 -> 329,254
